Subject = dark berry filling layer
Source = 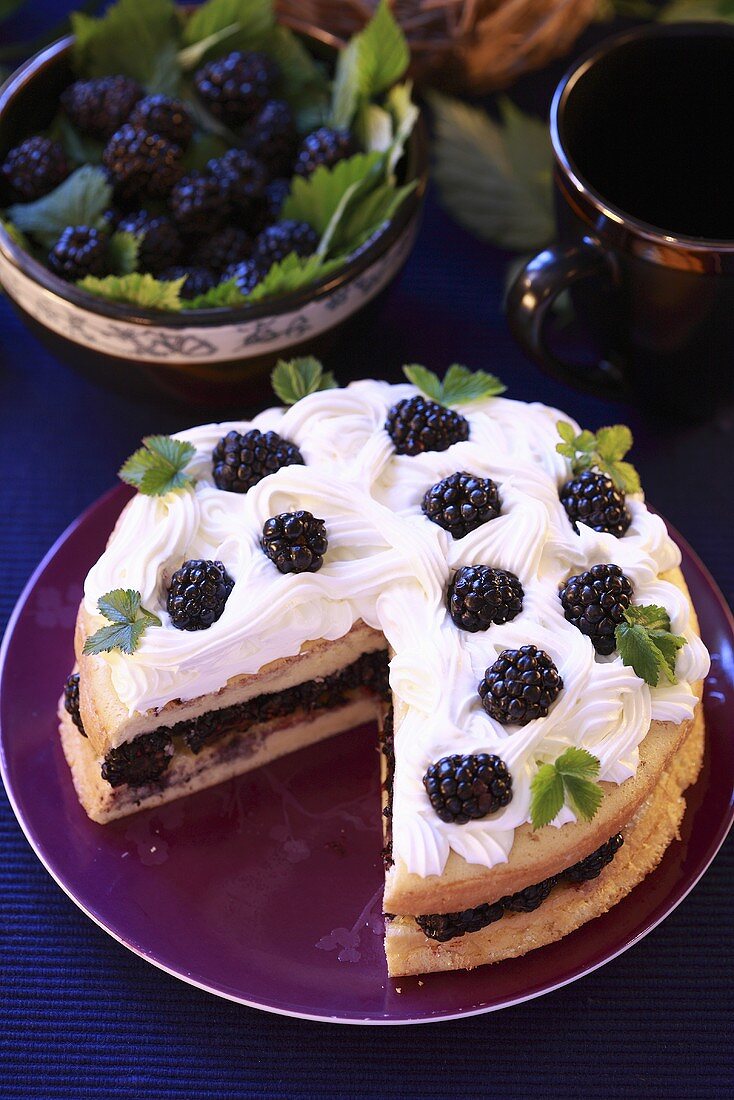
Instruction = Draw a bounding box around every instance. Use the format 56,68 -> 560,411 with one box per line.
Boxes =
415,833 -> 624,942
100,649 -> 389,789
380,706 -> 395,869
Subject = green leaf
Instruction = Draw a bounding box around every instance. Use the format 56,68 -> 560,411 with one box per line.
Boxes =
330,0 -> 409,130
530,765 -> 565,830
329,179 -> 417,255
605,459 -> 642,496
263,25 -> 330,111
245,252 -> 343,302
177,22 -> 240,70
282,152 -> 384,236
555,420 -> 641,493
356,103 -> 394,155
402,364 -> 444,402
0,216 -> 30,251
83,587 -> 162,656
615,604 -> 687,687
180,129 -> 229,172
118,435 -> 196,496
186,275 -> 248,309
181,0 -> 273,52
557,419 -> 576,444
429,91 -> 554,252
7,165 -> 111,248
107,230 -> 139,276
554,746 -> 600,781
441,364 -> 506,404
77,272 -> 185,310
72,0 -> 180,87
271,357 -> 338,405
48,113 -> 104,167
563,774 -> 604,822
385,81 -> 419,182
595,424 -> 632,462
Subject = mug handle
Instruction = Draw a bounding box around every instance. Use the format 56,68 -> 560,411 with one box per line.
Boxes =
505,236 -> 623,400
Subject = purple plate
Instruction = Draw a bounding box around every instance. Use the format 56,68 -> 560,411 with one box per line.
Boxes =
1,486 -> 733,1024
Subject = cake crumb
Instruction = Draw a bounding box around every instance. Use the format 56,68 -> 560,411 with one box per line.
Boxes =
395,986 -> 401,993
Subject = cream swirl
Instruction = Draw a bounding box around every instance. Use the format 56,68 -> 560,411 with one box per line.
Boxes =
83,381 -> 710,877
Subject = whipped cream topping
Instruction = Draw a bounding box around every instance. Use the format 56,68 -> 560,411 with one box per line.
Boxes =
83,380 -> 710,876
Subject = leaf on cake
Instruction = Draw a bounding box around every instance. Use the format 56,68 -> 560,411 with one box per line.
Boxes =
119,435 -> 196,496
403,363 -> 506,407
83,588 -> 162,656
271,357 -> 338,405
616,604 -> 687,687
530,747 -> 603,829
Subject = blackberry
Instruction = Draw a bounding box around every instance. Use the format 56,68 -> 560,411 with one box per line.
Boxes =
479,645 -> 563,726
103,124 -> 183,203
212,428 -> 304,493
222,259 -> 262,296
261,510 -> 328,574
263,177 -> 290,220
61,75 -> 143,140
167,559 -> 234,630
416,901 -> 505,942
294,127 -> 355,176
101,730 -> 173,788
252,220 -> 318,269
194,50 -> 280,127
168,172 -> 230,234
63,672 -> 86,738
1,136 -> 69,201
422,471 -> 501,538
129,95 -> 194,150
193,226 -> 252,275
246,99 -> 298,177
503,876 -> 557,913
447,566 -> 524,632
560,469 -> 631,538
208,149 -> 267,213
117,210 -> 182,274
559,564 -> 633,655
565,834 -> 624,884
385,396 -> 469,456
423,753 -> 513,824
160,265 -> 217,300
48,226 -> 108,281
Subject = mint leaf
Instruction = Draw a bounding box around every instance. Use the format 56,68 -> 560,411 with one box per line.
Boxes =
7,166 -> 111,248
119,435 -> 196,496
107,230 -> 140,276
555,420 -> 641,493
72,0 -> 180,88
83,588 -> 161,656
181,0 -> 272,53
330,0 -> 409,130
187,275 -> 248,309
402,363 -> 505,407
616,604 -> 687,686
271,357 -> 337,405
282,152 -> 384,236
77,272 -> 185,310
402,364 -> 444,402
557,419 -> 576,445
530,747 -> 603,829
530,764 -> 565,830
246,252 -> 342,302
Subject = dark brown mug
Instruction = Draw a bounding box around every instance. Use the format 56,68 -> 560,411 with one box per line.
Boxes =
506,23 -> 734,420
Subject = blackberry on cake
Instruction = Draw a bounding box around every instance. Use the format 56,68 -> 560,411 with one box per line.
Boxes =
63,672 -> 86,737
565,834 -> 624,883
48,226 -> 108,281
167,559 -> 234,630
129,95 -> 194,150
560,564 -> 633,655
193,227 -> 252,275
423,753 -> 513,824
245,100 -> 298,178
447,566 -> 523,632
193,50 -> 280,127
1,137 -> 70,201
479,645 -> 563,726
261,511 -> 328,574
101,730 -> 173,788
159,266 -> 217,300
252,220 -> 318,268
103,124 -> 183,203
168,171 -> 230,234
385,396 -> 469,456
116,211 -> 182,274
422,472 -> 501,538
560,470 -> 632,538
61,76 -> 143,140
212,429 -> 304,493
207,150 -> 267,214
294,127 -> 356,176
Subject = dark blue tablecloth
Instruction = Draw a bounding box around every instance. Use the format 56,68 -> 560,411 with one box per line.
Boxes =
1,5 -> 733,1097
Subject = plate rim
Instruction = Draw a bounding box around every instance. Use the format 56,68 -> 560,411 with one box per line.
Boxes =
1,485 -> 733,1025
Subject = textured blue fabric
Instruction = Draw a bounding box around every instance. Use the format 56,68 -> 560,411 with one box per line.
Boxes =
1,4 -> 733,1097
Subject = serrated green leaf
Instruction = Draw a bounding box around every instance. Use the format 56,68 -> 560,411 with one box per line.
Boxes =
596,424 -> 632,462
7,165 -> 111,248
181,0 -> 272,51
271,357 -> 337,405
245,252 -> 343,302
282,152 -> 383,236
530,765 -> 565,829
557,420 -> 576,444
97,588 -> 142,625
402,364 -> 443,402
118,435 -> 196,496
78,272 -> 185,310
83,587 -> 162,655
187,275 -> 248,309
330,0 -> 409,130
429,91 -> 553,252
441,364 -> 506,404
616,622 -> 662,686
563,773 -> 604,822
624,604 -> 671,631
554,746 -> 600,781
606,459 -> 642,495
72,0 -> 180,87
107,230 -> 139,276
330,179 -> 417,255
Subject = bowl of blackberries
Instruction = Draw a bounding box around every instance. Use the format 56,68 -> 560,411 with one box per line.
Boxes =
0,0 -> 427,407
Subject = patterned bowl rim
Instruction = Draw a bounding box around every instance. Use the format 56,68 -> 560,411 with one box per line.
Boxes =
0,33 -> 428,330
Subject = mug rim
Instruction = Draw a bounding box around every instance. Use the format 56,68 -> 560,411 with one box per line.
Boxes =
550,21 -> 734,256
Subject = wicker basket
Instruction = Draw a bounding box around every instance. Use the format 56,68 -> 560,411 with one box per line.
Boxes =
276,0 -> 598,93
